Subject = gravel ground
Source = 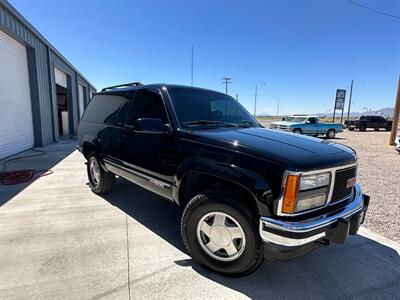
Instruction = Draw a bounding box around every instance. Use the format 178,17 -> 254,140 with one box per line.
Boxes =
334,129 -> 400,243
259,120 -> 400,243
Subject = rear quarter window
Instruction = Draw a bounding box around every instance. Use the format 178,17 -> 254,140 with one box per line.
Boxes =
81,93 -> 130,125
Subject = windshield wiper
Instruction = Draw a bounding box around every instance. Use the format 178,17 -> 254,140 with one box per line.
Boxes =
237,120 -> 257,127
183,120 -> 238,128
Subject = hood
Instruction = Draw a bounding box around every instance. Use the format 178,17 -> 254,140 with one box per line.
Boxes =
272,121 -> 297,126
189,127 -> 356,171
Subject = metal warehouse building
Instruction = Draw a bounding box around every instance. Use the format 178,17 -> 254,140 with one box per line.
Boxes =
0,0 -> 95,160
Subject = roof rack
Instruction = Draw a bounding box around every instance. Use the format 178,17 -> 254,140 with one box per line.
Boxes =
101,82 -> 144,92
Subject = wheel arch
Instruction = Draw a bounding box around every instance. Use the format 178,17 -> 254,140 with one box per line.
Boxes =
81,135 -> 102,159
292,127 -> 302,133
174,158 -> 273,217
81,136 -> 108,170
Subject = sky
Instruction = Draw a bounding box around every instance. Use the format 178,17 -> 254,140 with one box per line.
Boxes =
9,0 -> 400,115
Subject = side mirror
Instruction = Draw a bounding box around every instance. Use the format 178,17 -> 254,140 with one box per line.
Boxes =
134,118 -> 171,134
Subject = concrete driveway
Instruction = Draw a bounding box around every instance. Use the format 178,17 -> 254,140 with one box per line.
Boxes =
0,140 -> 399,299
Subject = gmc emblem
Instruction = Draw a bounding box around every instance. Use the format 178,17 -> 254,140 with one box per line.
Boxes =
346,177 -> 356,188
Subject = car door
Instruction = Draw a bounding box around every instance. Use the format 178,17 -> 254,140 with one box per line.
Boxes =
314,117 -> 325,134
377,116 -> 386,129
119,88 -> 174,198
305,117 -> 318,134
366,116 -> 373,128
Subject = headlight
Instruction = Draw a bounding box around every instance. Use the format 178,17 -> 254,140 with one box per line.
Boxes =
299,173 -> 330,190
296,193 -> 327,212
281,172 -> 331,214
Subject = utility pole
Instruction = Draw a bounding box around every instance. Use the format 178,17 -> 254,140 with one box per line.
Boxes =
273,97 -> 280,117
236,93 -> 239,101
222,77 -> 231,94
254,85 -> 258,117
277,98 -> 280,117
389,75 -> 400,145
191,46 -> 194,87
254,82 -> 266,118
346,80 -> 354,121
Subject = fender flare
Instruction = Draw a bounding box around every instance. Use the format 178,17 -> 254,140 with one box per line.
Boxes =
81,135 -> 107,170
174,157 -> 273,216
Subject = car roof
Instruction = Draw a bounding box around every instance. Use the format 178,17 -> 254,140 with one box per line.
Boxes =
97,83 -> 226,95
289,115 -> 319,118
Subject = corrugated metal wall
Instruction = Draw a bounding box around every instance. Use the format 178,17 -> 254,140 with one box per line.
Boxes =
0,0 -> 95,148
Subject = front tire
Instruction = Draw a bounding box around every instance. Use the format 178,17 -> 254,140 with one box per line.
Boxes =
293,128 -> 302,134
181,190 -> 264,277
87,152 -> 115,194
326,129 -> 336,139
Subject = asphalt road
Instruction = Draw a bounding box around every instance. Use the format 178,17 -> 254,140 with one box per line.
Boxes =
0,140 -> 399,299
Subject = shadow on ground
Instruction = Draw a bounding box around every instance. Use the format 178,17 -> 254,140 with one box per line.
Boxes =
102,179 -> 400,299
0,139 -> 77,206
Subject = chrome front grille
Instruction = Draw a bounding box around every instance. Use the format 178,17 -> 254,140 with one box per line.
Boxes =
331,166 -> 357,203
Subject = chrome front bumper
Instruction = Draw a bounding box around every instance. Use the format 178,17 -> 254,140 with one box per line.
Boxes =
259,184 -> 368,247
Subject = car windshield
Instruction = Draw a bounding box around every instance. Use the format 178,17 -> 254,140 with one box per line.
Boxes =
168,87 -> 259,128
283,116 -> 295,122
291,117 -> 307,123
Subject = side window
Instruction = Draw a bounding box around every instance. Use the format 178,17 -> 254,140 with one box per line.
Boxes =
116,91 -> 135,125
125,89 -> 169,126
360,116 -> 366,121
308,117 -> 316,124
81,93 -> 130,125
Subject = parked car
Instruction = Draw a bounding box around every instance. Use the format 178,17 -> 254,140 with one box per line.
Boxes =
78,83 -> 369,276
345,115 -> 392,131
269,115 -> 297,129
270,115 -> 343,138
395,135 -> 400,153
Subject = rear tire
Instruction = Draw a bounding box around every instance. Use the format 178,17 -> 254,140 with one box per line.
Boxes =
181,190 -> 264,277
348,128 -> 354,131
87,152 -> 115,194
359,126 -> 366,132
326,129 -> 336,139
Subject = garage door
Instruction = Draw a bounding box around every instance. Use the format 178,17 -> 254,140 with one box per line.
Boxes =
0,30 -> 34,160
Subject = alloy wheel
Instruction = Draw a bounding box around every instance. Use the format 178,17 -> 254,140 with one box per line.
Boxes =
89,158 -> 101,185
196,211 -> 246,262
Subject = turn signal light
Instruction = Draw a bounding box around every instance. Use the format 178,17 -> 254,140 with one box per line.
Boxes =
282,175 -> 300,214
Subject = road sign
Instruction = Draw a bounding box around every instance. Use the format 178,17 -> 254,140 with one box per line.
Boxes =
335,89 -> 346,110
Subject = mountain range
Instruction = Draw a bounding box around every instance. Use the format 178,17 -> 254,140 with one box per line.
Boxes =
318,107 -> 394,118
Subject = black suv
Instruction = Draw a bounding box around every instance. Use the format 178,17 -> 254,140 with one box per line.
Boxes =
78,83 -> 369,276
345,115 -> 392,131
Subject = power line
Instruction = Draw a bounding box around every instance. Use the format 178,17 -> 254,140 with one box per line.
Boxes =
345,0 -> 400,20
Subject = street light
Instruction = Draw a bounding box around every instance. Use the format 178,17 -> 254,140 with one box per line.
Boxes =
254,82 -> 267,117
